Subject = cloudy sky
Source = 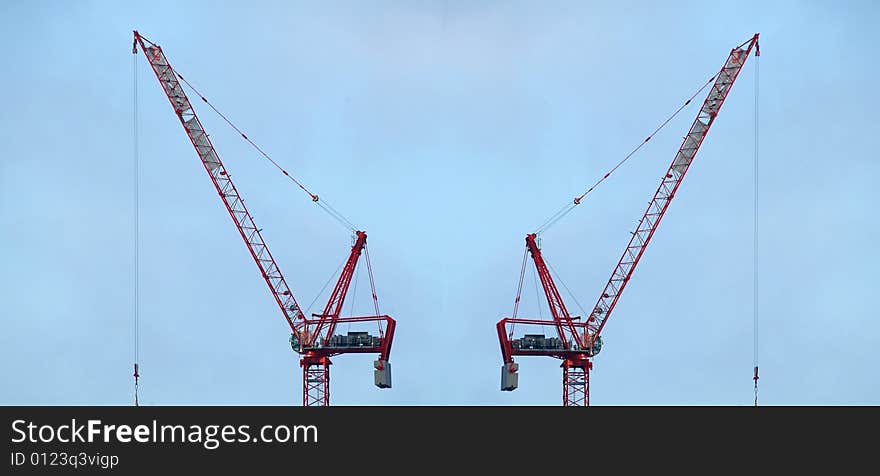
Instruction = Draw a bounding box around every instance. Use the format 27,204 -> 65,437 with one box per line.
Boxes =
1,0 -> 876,405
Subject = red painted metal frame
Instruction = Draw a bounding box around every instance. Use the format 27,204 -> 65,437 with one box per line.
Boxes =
496,34 -> 760,406
134,31 -> 395,406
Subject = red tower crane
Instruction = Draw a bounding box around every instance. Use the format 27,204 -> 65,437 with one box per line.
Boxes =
497,34 -> 759,406
133,31 -> 395,406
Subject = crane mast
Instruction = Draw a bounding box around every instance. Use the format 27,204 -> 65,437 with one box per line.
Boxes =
134,31 -> 395,406
497,34 -> 759,406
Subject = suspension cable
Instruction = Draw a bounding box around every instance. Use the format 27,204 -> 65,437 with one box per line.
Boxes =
305,255 -> 349,318
174,73 -> 358,233
534,73 -> 718,235
131,41 -> 141,407
364,245 -> 383,335
753,45 -> 761,407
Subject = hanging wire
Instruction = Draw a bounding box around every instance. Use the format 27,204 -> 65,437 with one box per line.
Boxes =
305,256 -> 349,319
753,47 -> 761,407
132,42 -> 141,407
534,74 -> 718,236
174,73 -> 358,233
363,245 -> 384,335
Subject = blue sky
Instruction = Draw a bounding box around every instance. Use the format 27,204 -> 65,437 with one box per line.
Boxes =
1,1 -> 877,405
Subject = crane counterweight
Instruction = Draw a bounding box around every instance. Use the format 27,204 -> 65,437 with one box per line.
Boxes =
134,30 -> 396,406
